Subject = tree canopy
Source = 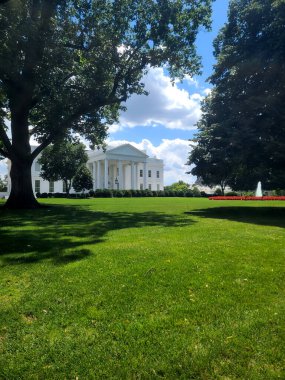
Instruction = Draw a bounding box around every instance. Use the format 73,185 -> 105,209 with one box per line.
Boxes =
39,140 -> 88,195
188,0 -> 285,191
72,165 -> 93,194
164,180 -> 190,192
0,0 -> 212,208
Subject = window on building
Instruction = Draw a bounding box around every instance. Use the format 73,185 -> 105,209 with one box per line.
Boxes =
148,170 -> 151,177
63,181 -> 67,193
35,161 -> 41,172
88,163 -> 93,173
49,181 -> 54,193
140,184 -> 143,190
157,184 -> 160,191
140,169 -> 143,177
35,180 -> 40,193
156,171 -> 160,178
148,184 -> 152,190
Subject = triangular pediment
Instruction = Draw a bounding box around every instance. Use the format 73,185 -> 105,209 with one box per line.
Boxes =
106,144 -> 148,158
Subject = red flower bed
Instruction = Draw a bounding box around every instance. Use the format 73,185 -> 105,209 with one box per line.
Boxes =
209,196 -> 285,201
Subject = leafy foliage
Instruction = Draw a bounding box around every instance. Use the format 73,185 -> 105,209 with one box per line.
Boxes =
164,180 -> 190,192
39,141 -> 88,194
0,0 -> 212,153
0,0 -> 212,207
187,99 -> 234,194
72,165 -> 93,193
188,0 -> 285,191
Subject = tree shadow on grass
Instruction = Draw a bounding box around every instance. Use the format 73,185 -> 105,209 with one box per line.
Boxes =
0,204 -> 195,266
185,206 -> 285,229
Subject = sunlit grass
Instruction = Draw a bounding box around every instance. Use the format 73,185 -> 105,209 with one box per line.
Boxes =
0,198 -> 285,379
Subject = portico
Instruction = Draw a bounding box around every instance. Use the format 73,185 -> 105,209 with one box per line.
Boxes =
87,144 -> 160,191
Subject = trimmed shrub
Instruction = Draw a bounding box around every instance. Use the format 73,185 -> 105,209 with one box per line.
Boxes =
192,187 -> 201,197
185,190 -> 194,197
94,189 -> 112,198
124,190 -> 133,197
113,190 -> 125,198
130,189 -> 139,197
214,188 -> 223,196
225,191 -> 238,196
275,189 -> 285,196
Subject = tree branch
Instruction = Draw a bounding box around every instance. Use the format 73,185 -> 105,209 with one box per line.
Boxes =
63,43 -> 86,50
31,134 -> 55,161
30,83 -> 130,161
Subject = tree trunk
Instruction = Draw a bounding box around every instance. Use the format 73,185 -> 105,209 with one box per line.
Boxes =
64,179 -> 70,196
220,181 -> 226,196
3,90 -> 43,209
4,157 -> 41,209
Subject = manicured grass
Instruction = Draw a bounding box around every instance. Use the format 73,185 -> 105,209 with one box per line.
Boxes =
0,198 -> 285,379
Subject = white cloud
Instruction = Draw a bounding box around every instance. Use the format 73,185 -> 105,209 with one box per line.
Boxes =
108,123 -> 124,134
107,138 -> 196,185
202,88 -> 212,96
118,67 -> 209,131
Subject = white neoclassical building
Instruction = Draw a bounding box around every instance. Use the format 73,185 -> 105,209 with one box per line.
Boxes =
87,144 -> 164,191
7,144 -> 164,194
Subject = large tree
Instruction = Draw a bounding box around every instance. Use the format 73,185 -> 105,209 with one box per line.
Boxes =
0,0 -> 212,208
72,165 -> 93,194
187,96 -> 236,194
38,141 -> 88,195
188,0 -> 285,191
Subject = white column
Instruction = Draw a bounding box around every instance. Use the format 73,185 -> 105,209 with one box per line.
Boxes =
96,161 -> 101,189
112,163 -> 115,189
134,163 -> 138,190
118,160 -> 123,190
131,162 -> 135,190
143,162 -> 147,190
93,162 -> 96,190
104,159 -> 108,189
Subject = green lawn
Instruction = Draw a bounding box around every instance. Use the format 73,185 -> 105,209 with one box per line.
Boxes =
0,197 -> 284,379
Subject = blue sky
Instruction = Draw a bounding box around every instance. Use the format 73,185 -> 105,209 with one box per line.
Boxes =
1,0 -> 230,184
107,0 -> 230,184
111,1 -> 229,145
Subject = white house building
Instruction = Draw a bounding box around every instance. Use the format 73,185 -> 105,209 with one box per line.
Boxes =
7,144 -> 164,194
87,144 -> 163,191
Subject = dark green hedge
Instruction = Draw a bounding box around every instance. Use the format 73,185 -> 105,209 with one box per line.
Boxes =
36,189 -> 210,198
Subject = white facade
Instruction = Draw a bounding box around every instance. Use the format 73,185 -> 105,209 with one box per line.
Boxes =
7,144 -> 164,194
87,144 -> 164,192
